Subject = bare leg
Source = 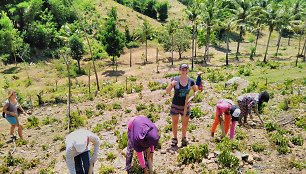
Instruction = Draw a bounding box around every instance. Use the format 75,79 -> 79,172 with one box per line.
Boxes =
10,125 -> 16,136
182,116 -> 189,138
171,115 -> 179,139
18,125 -> 23,139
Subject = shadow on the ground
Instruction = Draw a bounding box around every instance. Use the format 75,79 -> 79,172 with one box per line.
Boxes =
102,70 -> 125,77
1,67 -> 21,74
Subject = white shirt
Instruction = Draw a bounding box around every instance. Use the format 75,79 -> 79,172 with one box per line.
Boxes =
65,129 -> 100,174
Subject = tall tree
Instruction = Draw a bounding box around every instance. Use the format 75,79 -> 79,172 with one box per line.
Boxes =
198,0 -> 220,64
101,7 -> 125,65
141,20 -> 153,63
69,34 -> 84,73
185,0 -> 201,70
275,3 -> 290,57
0,12 -> 25,64
233,0 -> 253,61
248,0 -> 268,60
166,19 -> 179,65
263,2 -> 278,63
157,1 -> 169,22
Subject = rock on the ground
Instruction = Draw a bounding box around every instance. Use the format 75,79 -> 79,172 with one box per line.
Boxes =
253,154 -> 262,161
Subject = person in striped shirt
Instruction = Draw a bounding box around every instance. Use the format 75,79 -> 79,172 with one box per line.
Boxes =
237,91 -> 270,125
65,129 -> 101,174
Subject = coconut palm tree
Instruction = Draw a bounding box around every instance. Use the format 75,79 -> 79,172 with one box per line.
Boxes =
198,0 -> 220,64
275,3 -> 291,57
248,0 -> 268,60
263,2 -> 278,63
185,0 -> 201,70
233,0 -> 253,61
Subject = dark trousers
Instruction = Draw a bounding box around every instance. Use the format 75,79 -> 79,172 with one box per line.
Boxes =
74,150 -> 90,174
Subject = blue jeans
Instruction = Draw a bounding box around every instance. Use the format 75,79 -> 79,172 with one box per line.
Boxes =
74,150 -> 91,174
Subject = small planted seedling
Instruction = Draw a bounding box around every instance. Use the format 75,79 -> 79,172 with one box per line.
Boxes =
291,135 -> 304,146
117,132 -> 128,149
252,143 -> 266,152
218,150 -> 239,169
99,165 -> 115,174
177,144 -> 209,164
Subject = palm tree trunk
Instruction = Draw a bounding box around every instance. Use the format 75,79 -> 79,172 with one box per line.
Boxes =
254,29 -> 260,57
235,26 -> 243,61
263,30 -> 272,63
288,36 -> 290,46
204,27 -> 210,64
195,24 -> 197,59
77,60 -> 81,73
275,32 -> 282,57
171,34 -> 174,66
191,21 -> 195,70
298,34 -> 302,56
226,31 -> 229,66
145,38 -> 148,62
301,37 -> 306,57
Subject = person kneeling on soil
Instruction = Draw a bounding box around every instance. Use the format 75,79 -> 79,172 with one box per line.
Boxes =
125,116 -> 159,174
2,90 -> 27,140
237,91 -> 270,125
211,99 -> 241,139
65,129 -> 101,174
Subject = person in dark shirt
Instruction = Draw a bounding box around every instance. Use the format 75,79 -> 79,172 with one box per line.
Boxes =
196,71 -> 203,92
165,64 -> 198,147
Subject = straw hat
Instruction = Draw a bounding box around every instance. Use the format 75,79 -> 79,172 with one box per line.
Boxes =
197,71 -> 203,75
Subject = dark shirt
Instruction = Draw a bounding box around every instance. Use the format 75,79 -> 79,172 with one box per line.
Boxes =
196,75 -> 202,86
172,78 -> 195,106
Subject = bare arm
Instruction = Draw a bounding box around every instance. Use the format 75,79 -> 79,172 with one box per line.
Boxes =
187,85 -> 198,103
165,80 -> 176,94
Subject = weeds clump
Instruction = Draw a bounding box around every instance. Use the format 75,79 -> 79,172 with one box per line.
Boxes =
96,103 -> 107,110
190,106 -> 204,119
291,135 -> 304,146
26,116 -> 40,128
99,165 -> 115,174
252,143 -> 266,152
117,132 -> 128,149
218,150 -> 239,169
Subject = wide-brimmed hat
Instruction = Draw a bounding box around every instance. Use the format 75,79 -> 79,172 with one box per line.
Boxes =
197,71 -> 203,75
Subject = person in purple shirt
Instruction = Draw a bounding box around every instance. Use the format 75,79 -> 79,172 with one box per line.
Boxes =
125,116 -> 159,174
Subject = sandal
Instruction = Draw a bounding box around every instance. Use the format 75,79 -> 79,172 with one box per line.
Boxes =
171,138 -> 178,147
181,137 -> 188,147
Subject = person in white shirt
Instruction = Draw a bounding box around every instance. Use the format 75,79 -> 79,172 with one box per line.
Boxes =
65,129 -> 101,174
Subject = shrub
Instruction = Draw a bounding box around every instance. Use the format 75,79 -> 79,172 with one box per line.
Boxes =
193,92 -> 204,103
0,165 -> 9,173
113,103 -> 122,110
289,160 -> 306,171
106,152 -> 116,161
67,111 -> 86,130
117,132 -> 128,149
136,103 -> 147,111
4,153 -> 24,166
291,135 -> 304,146
188,123 -> 196,133
16,139 -> 28,147
96,103 -> 107,110
218,150 -> 239,169
164,123 -> 172,133
85,109 -> 94,118
295,116 -> 306,130
252,143 -> 266,152
190,106 -> 203,119
277,145 -> 290,154
134,84 -> 143,93
148,81 -> 161,91
42,117 -> 58,125
53,135 -> 64,142
22,158 -> 40,170
177,144 -> 209,164
125,108 -> 132,113
271,132 -> 289,147
265,122 -> 278,132
217,137 -> 241,151
163,73 -> 179,78
242,81 -> 257,93
26,116 -> 40,128
99,165 -> 115,174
